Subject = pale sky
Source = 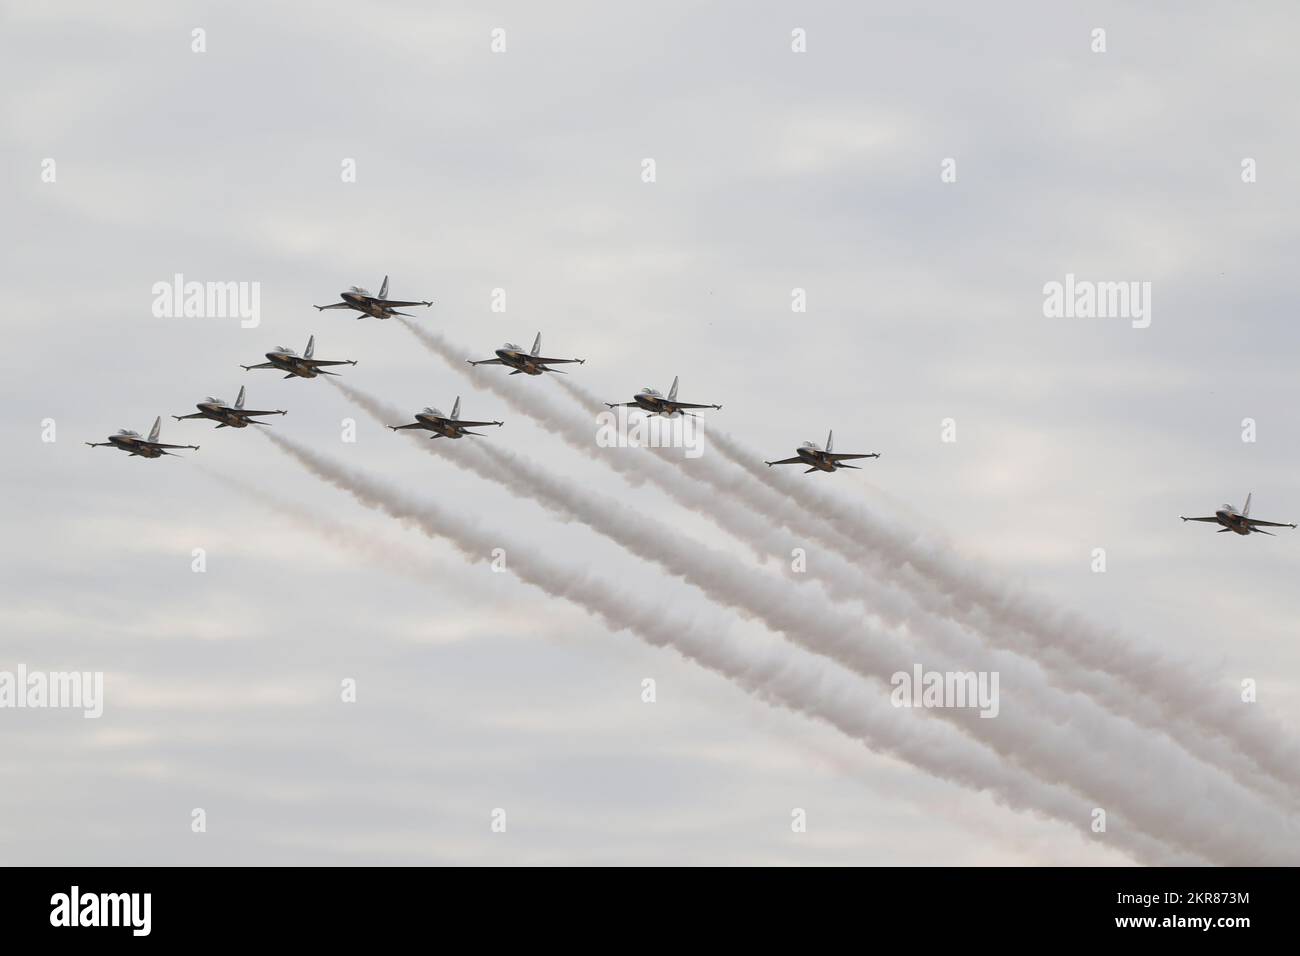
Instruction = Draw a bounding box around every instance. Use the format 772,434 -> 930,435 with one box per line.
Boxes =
3,0 -> 1298,865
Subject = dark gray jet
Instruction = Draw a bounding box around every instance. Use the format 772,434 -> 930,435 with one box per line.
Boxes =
1180,494 -> 1296,535
468,332 -> 585,376
315,275 -> 432,320
765,430 -> 879,474
388,397 -> 502,439
242,335 -> 357,379
86,416 -> 199,458
173,386 -> 286,429
605,376 -> 721,417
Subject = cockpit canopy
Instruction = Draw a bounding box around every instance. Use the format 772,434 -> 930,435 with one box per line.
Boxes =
273,345 -> 298,356
423,406 -> 443,417
117,429 -> 140,437
503,342 -> 521,351
205,396 -> 226,405
1222,503 -> 1237,513
349,286 -> 371,295
641,387 -> 661,397
800,440 -> 820,450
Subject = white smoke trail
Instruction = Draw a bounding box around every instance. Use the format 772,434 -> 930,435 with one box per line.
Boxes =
398,322 -> 1300,816
260,428 -> 1192,865
333,374 -> 1296,863
554,376 -> 1300,807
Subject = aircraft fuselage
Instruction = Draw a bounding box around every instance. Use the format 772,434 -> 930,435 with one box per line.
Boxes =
108,435 -> 164,458
415,414 -> 470,438
633,394 -> 679,416
797,448 -> 837,472
496,349 -> 545,375
266,353 -> 320,378
339,292 -> 393,318
195,403 -> 251,427
1215,510 -> 1251,534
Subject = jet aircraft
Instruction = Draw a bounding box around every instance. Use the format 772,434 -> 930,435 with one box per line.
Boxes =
1180,494 -> 1296,535
85,416 -> 199,458
173,386 -> 286,428
388,397 -> 503,439
314,275 -> 432,319
605,376 -> 721,417
242,335 -> 357,379
765,430 -> 879,474
467,333 -> 585,375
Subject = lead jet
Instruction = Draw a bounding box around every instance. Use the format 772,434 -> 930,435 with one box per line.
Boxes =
314,275 -> 432,320
173,386 -> 286,429
86,416 -> 199,458
1180,494 -> 1296,535
765,430 -> 879,474
467,332 -> 585,376
605,376 -> 721,417
388,397 -> 503,439
241,335 -> 357,379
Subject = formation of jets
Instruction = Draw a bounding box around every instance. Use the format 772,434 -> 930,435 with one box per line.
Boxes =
87,273 -> 1296,541
388,397 -> 503,439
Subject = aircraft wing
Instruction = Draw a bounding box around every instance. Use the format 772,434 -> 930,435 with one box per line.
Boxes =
235,408 -> 286,416
534,356 -> 584,365
765,457 -> 805,466
667,401 -> 721,410
828,452 -> 878,461
315,302 -> 353,310
1246,518 -> 1296,528
305,359 -> 355,367
146,442 -> 199,450
449,419 -> 502,428
468,358 -> 505,366
1180,516 -> 1221,522
242,362 -> 277,369
375,299 -> 429,308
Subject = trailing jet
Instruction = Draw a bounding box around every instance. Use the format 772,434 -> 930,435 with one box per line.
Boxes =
765,430 -> 879,474
388,397 -> 503,439
86,416 -> 199,458
1180,494 -> 1296,535
173,386 -> 286,428
314,275 -> 433,320
242,335 -> 357,379
468,333 -> 585,375
605,376 -> 721,417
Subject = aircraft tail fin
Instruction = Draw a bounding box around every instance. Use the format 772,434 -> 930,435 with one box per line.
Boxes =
451,396 -> 461,420
1243,492 -> 1252,517
379,275 -> 389,299
531,332 -> 541,357
305,334 -> 315,359
236,385 -> 246,409
149,416 -> 161,442
668,376 -> 679,402
826,429 -> 834,453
